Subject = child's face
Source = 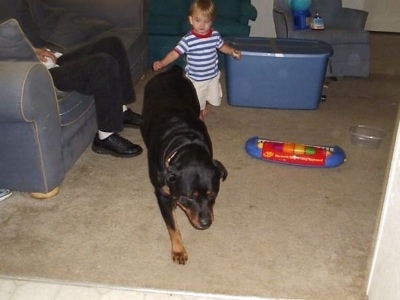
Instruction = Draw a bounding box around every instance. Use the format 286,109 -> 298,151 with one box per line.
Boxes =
189,9 -> 212,35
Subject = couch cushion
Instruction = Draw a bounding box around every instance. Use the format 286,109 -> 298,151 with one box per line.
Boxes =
310,0 -> 342,13
93,27 -> 143,50
27,0 -> 114,48
0,18 -> 38,61
214,0 -> 241,20
309,0 -> 342,26
149,15 -> 185,35
150,0 -> 189,17
213,18 -> 251,37
54,90 -> 94,126
179,18 -> 251,37
148,35 -> 183,60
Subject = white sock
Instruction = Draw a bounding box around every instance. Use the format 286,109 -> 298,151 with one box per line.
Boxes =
98,130 -> 113,140
123,105 -> 128,112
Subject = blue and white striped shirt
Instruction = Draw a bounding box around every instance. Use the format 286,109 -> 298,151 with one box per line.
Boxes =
175,29 -> 224,81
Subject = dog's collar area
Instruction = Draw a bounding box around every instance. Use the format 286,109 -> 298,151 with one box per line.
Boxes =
165,140 -> 211,168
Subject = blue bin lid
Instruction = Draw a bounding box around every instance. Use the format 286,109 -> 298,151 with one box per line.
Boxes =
225,37 -> 333,57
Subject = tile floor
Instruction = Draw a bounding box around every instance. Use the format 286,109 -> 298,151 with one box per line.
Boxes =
0,278 -> 288,300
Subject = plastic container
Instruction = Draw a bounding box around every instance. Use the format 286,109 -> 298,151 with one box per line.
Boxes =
349,125 -> 386,149
311,12 -> 325,30
224,37 -> 333,110
292,10 -> 311,30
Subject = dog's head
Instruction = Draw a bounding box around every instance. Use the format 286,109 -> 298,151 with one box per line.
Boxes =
163,147 -> 228,230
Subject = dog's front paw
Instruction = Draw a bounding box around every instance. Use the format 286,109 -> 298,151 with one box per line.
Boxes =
172,249 -> 188,265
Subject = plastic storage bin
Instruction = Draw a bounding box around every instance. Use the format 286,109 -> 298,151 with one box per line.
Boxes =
224,37 -> 333,110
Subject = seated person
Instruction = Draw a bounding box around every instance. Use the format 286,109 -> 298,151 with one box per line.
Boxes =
34,36 -> 143,158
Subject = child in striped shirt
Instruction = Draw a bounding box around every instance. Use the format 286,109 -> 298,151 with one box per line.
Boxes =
152,0 -> 241,119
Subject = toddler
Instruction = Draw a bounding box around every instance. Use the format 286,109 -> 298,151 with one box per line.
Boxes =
153,0 -> 241,119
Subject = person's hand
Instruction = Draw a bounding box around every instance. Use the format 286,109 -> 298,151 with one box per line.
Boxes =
152,61 -> 164,72
34,48 -> 57,64
232,49 -> 241,60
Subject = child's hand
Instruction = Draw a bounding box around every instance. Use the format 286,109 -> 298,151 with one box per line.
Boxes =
153,61 -> 164,72
232,49 -> 241,60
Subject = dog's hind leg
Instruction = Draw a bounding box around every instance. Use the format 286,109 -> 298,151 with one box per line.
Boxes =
155,190 -> 188,265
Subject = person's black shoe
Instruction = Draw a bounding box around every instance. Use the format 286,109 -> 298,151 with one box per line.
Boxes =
92,133 -> 143,158
123,108 -> 144,128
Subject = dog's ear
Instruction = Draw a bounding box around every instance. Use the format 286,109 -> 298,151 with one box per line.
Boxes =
165,165 -> 180,185
213,160 -> 228,182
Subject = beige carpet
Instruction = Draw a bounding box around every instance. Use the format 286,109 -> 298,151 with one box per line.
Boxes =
0,33 -> 399,300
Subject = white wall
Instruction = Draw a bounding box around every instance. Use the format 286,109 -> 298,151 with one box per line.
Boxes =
367,120 -> 400,300
343,0 -> 365,10
365,0 -> 400,32
249,0 -> 274,37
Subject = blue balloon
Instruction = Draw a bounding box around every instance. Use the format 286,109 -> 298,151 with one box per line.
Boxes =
288,0 -> 311,11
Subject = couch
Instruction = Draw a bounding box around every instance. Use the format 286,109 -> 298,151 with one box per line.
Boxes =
0,0 -> 148,198
273,0 -> 370,77
148,0 -> 257,67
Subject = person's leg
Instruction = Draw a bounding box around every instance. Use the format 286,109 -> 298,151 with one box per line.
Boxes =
56,37 -> 143,128
188,78 -> 208,119
205,71 -> 222,107
51,53 -> 124,132
203,72 -> 222,119
50,54 -> 142,157
57,37 -> 135,104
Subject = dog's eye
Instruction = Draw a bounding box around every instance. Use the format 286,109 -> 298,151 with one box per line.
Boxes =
191,191 -> 199,199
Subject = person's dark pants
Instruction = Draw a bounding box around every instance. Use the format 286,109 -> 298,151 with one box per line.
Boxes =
50,37 -> 135,133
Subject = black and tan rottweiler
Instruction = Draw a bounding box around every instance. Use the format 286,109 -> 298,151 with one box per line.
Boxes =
141,66 -> 228,265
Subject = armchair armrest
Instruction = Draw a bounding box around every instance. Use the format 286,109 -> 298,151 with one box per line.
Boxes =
0,61 -> 64,192
0,61 -> 60,126
239,0 -> 258,24
273,8 -> 294,38
335,8 -> 369,29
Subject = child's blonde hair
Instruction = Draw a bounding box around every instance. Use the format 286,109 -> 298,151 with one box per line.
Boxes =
188,0 -> 216,20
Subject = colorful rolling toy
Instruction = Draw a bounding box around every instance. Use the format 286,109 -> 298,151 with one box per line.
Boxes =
245,136 -> 346,168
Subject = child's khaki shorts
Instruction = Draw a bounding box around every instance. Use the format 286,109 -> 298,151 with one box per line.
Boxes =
189,72 -> 222,110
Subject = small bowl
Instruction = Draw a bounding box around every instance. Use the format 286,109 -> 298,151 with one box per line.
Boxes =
349,125 -> 386,149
